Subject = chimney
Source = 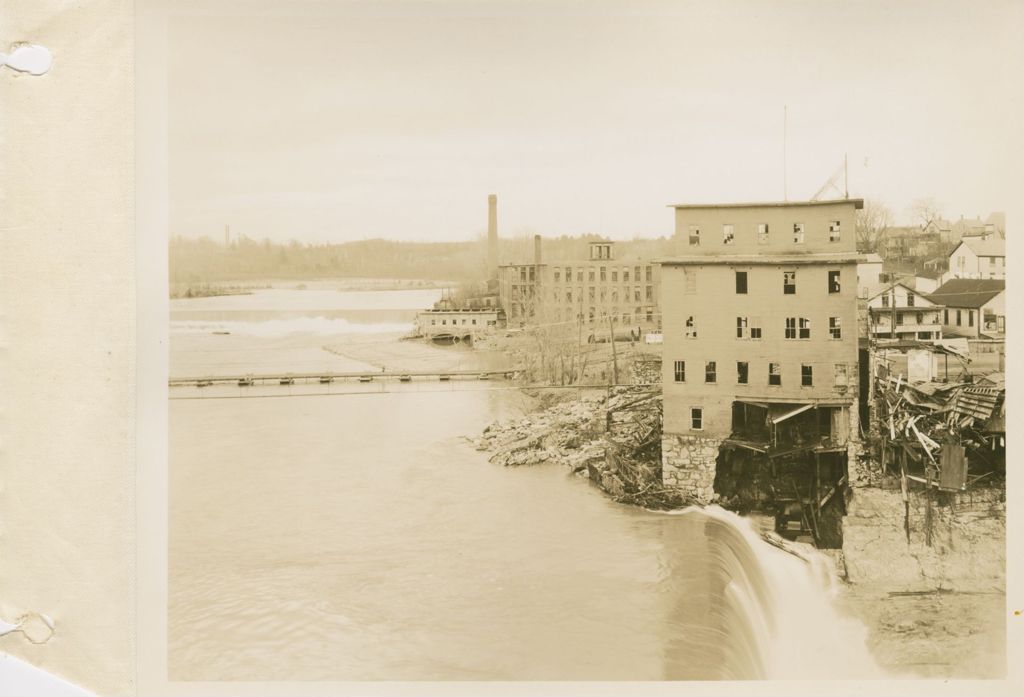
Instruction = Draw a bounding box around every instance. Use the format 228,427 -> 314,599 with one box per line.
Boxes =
534,234 -> 542,270
487,195 -> 498,281
224,224 -> 230,247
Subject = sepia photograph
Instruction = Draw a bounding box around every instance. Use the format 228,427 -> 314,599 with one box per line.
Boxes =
161,0 -> 1014,686
2,1 -> 1021,695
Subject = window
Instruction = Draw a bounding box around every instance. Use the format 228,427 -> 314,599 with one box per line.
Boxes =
916,312 -> 923,324
956,310 -> 962,326
723,224 -> 735,245
684,269 -> 696,294
529,267 -> 535,282
690,407 -> 703,431
646,266 -> 652,282
673,360 -> 686,383
554,269 -> 561,282
736,316 -> 748,339
793,223 -> 805,244
758,223 -> 769,244
600,288 -> 606,302
431,319 -> 436,325
600,266 -> 606,282
566,291 -> 572,303
589,287 -> 595,302
735,271 -> 747,294
829,220 -> 841,242
611,289 -> 618,303
623,269 -> 630,282
472,319 -> 477,325
441,319 -> 447,325
769,362 -> 781,386
688,225 -> 701,246
750,317 -> 762,339
829,316 -> 842,339
737,361 -> 749,384
785,317 -> 797,339
685,316 -> 697,339
589,268 -> 595,282
611,270 -> 618,282
644,286 -> 652,301
634,287 -> 641,302
565,266 -> 572,280
834,363 -> 849,387
576,270 -> 583,282
635,266 -> 641,282
828,270 -> 841,294
784,271 -> 796,294
907,293 -> 915,307
799,317 -> 810,339
968,310 -> 974,327
882,293 -> 890,308
944,309 -> 949,324
801,364 -> 813,387
705,361 -> 717,383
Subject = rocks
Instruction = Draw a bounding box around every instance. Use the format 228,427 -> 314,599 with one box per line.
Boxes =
476,387 -> 671,504
477,393 -> 608,469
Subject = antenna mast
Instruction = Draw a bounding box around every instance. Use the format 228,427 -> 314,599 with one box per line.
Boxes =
783,106 -> 788,201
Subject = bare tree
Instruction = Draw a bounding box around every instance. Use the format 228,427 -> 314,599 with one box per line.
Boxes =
855,200 -> 893,253
909,197 -> 943,231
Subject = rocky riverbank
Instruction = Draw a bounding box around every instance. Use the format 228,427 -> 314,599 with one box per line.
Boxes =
471,387 -> 694,509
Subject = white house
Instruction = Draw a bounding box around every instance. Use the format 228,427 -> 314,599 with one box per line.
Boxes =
865,281 -> 944,342
947,235 -> 1005,280
927,279 -> 1005,339
857,253 -> 883,298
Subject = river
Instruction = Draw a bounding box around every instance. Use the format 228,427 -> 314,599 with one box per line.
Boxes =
168,284 -> 881,681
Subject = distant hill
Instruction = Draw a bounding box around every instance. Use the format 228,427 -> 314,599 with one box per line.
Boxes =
169,235 -> 674,284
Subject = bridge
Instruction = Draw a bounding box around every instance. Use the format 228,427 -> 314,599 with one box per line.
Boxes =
169,368 -> 519,388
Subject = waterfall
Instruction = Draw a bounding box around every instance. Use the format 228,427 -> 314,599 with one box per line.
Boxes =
662,505 -> 884,680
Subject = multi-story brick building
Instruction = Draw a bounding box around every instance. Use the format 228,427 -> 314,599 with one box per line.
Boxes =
659,199 -> 864,544
497,239 -> 661,336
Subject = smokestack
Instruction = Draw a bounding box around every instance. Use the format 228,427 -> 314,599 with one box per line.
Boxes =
487,195 -> 498,281
534,234 -> 542,269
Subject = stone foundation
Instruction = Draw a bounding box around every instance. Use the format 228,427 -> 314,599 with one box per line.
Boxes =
661,434 -> 721,503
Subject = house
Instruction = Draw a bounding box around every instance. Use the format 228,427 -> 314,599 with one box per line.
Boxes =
947,235 -> 1005,280
857,253 -> 883,297
927,279 -> 1005,338
659,198 -> 862,541
497,239 -> 661,332
864,281 -> 943,342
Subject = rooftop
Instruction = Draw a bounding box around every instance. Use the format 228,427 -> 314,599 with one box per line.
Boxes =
927,279 -> 1005,309
957,236 -> 1005,258
659,253 -> 864,266
669,198 -> 864,210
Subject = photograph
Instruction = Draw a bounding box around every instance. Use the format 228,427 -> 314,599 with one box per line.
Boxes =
1,1 -> 1020,695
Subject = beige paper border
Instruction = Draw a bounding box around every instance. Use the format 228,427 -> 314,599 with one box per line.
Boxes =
1,1 -> 136,695
133,1 -> 1024,696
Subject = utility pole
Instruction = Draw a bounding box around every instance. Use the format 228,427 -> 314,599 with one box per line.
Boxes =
608,315 -> 619,386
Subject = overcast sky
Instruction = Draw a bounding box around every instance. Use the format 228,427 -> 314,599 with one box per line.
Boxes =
168,0 -> 1024,243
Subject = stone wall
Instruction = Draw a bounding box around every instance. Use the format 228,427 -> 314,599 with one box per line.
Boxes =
662,434 -> 720,503
842,485 -> 1005,589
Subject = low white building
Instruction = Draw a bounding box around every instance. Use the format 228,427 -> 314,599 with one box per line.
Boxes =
947,235 -> 1005,280
927,279 -> 1005,339
865,281 -> 944,342
416,308 -> 503,339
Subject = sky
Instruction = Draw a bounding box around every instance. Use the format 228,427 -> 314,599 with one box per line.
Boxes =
167,0 -> 1024,244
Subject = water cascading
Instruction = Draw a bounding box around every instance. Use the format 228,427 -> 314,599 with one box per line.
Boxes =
662,506 -> 884,680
